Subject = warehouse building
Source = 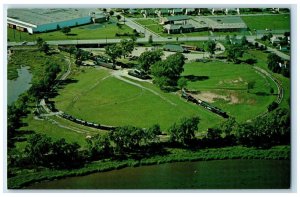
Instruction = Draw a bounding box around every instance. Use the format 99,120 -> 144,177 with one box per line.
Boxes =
7,8 -> 106,34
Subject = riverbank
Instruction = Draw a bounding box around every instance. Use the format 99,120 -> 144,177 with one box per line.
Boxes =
8,145 -> 290,189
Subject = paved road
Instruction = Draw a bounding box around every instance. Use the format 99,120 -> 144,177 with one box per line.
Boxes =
121,16 -> 160,38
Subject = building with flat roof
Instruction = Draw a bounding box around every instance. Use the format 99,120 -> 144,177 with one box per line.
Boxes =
160,15 -> 190,25
7,8 -> 105,34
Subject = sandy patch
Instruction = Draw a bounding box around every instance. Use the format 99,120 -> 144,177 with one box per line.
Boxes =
192,91 -> 241,104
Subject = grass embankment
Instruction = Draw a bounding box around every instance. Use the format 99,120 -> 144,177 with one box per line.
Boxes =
8,145 -> 290,189
8,20 -> 138,42
183,60 -> 278,122
242,14 -> 290,32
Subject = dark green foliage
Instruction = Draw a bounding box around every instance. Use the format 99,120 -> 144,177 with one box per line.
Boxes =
206,40 -> 216,55
177,77 -> 188,89
148,35 -> 153,44
29,63 -> 61,99
236,108 -> 290,148
116,15 -> 121,21
120,39 -> 135,58
105,43 -> 123,65
247,80 -> 256,92
61,27 -> 71,35
25,134 -> 81,168
86,134 -> 112,160
25,134 -> 52,166
168,116 -> 200,146
227,45 -> 244,63
138,49 -> 163,72
151,52 -> 185,89
268,101 -> 279,112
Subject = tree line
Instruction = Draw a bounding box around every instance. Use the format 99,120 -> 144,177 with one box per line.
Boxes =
11,106 -> 290,170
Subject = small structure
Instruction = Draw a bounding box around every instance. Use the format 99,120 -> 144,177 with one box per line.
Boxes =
163,44 -> 188,53
270,36 -> 281,44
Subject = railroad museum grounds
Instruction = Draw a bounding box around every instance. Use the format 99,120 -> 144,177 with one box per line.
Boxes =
7,8 -> 291,189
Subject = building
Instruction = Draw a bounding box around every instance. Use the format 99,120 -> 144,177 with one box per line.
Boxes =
160,15 -> 190,25
270,36 -> 281,45
194,16 -> 247,32
163,24 -> 194,34
7,8 -> 105,34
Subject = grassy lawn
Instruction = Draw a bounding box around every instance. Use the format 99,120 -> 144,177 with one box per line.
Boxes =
242,14 -> 290,31
53,67 -> 224,132
8,21 -> 138,42
245,50 -> 290,108
183,60 -> 278,122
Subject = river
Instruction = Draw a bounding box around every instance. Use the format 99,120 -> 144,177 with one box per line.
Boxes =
26,159 -> 290,189
7,66 -> 32,105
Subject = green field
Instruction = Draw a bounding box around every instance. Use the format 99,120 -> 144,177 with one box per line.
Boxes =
8,21 -> 138,42
53,67 -> 224,132
242,14 -> 290,31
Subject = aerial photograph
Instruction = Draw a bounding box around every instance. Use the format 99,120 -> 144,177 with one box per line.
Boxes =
6,7 -> 291,189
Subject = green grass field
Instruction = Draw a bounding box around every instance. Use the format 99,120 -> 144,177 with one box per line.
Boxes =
8,21 -> 138,42
183,61 -> 278,121
242,14 -> 290,31
53,67 -> 224,132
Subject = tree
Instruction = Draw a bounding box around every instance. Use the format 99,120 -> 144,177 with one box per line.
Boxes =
138,49 -> 163,72
241,35 -> 248,46
40,42 -> 50,54
168,116 -> 200,146
268,101 -> 279,112
227,45 -> 244,63
116,15 -> 122,21
270,87 -> 274,94
109,10 -> 114,16
177,77 -> 188,90
86,134 -> 111,160
206,40 -> 216,56
25,134 -> 52,165
236,108 -> 290,148
151,53 -> 185,89
56,24 -> 61,31
109,126 -> 144,153
61,26 -> 71,35
36,37 -> 44,48
51,139 -> 81,168
148,35 -> 153,44
247,80 -> 256,93
105,44 -> 123,66
120,39 -> 135,58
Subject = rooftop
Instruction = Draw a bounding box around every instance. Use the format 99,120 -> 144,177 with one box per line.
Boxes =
164,15 -> 190,22
7,8 -> 101,25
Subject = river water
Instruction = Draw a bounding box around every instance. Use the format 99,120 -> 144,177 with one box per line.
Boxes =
26,159 -> 290,189
7,66 -> 32,105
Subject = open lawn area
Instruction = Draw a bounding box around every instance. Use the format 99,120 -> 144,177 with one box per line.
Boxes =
183,60 -> 278,122
53,67 -> 224,132
8,21 -> 138,42
242,14 -> 290,31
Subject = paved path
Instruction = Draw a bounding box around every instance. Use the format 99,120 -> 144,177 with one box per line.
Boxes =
112,69 -> 177,106
122,15 -> 161,38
